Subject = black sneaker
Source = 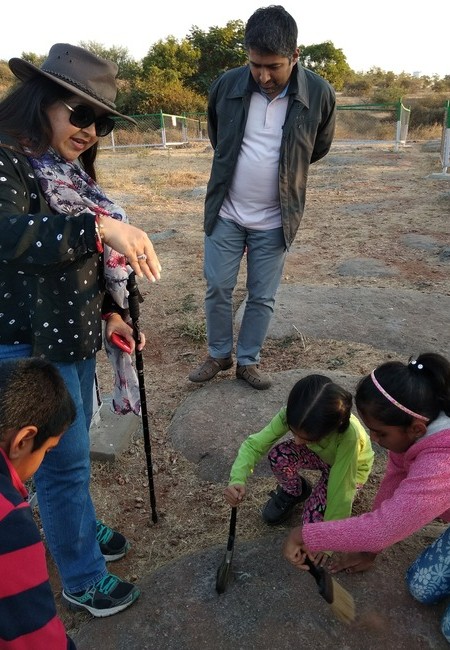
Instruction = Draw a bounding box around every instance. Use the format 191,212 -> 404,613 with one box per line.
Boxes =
262,479 -> 312,525
62,573 -> 140,617
96,520 -> 130,561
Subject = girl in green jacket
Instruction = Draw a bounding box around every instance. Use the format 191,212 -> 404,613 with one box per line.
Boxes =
224,374 -> 374,530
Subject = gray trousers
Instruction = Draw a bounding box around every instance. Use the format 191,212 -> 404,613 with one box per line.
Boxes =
204,216 -> 287,366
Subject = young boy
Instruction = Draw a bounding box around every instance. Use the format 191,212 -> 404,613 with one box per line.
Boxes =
0,357 -> 76,649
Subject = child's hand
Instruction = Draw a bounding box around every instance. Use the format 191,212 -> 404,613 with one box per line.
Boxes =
309,551 -> 331,567
328,551 -> 377,574
223,484 -> 246,506
283,525 -> 308,568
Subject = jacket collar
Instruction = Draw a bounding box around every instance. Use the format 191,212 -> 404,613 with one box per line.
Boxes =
226,63 -> 310,108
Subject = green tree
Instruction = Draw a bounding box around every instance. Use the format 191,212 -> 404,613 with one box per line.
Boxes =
0,60 -> 15,98
299,41 -> 352,90
432,75 -> 450,92
142,36 -> 199,82
79,41 -> 141,81
18,51 -> 46,66
343,74 -> 373,98
119,70 -> 206,115
187,20 -> 246,95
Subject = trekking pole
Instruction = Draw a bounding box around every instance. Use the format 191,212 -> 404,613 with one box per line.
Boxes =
127,271 -> 158,524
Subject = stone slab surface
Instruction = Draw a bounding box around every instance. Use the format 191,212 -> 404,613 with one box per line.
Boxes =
236,286 -> 450,358
89,396 -> 141,461
168,368 -> 377,484
73,528 -> 447,650
82,283 -> 450,649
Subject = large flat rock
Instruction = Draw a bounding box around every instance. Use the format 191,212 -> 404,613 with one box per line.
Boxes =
73,527 -> 447,650
237,286 -> 450,357
168,368 -> 371,483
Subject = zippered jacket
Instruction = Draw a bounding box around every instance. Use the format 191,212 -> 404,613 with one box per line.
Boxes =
229,409 -> 374,522
204,64 -> 336,248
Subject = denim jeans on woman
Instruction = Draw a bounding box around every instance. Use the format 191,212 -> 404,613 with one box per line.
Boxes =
406,525 -> 450,642
0,344 -> 107,593
204,216 -> 286,366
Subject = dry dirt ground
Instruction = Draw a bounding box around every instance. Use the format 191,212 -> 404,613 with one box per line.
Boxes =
42,140 -> 449,639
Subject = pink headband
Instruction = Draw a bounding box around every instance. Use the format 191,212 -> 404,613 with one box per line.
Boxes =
370,371 -> 429,422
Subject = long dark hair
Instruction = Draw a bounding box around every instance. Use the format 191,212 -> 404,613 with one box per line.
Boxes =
0,76 -> 98,179
355,352 -> 450,426
286,374 -> 352,441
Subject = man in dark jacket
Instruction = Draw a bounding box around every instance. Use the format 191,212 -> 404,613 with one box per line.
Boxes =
189,5 -> 336,390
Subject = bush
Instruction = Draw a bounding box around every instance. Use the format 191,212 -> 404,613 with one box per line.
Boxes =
406,95 -> 449,130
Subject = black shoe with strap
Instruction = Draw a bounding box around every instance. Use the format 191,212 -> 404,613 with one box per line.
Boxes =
262,479 -> 312,525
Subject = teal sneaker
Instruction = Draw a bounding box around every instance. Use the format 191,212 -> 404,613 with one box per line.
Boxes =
96,520 -> 130,561
62,573 -> 140,617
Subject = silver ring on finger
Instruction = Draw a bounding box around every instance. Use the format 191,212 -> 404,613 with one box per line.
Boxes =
137,254 -> 147,261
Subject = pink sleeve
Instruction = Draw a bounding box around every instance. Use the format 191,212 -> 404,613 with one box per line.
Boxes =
302,445 -> 450,553
372,452 -> 407,510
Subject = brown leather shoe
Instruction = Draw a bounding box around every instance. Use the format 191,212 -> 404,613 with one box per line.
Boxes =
235,364 -> 271,390
188,356 -> 233,383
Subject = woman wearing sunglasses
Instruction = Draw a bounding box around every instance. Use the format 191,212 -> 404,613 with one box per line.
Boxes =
0,44 -> 161,622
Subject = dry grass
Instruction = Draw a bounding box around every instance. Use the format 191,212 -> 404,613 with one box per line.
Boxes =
43,141 -> 448,636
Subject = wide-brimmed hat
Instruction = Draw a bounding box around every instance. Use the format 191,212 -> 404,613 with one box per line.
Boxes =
9,43 -> 136,125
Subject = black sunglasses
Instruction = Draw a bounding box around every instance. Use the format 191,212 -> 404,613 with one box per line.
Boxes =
61,101 -> 115,137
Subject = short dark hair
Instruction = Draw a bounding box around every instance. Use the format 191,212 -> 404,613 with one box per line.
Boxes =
0,358 -> 76,451
286,374 -> 352,440
244,5 -> 298,58
0,76 -> 99,179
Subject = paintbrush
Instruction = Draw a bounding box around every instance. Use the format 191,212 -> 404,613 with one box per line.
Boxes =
304,556 -> 355,624
216,507 -> 237,594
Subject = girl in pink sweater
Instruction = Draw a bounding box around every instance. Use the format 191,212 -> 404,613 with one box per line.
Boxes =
283,352 -> 450,641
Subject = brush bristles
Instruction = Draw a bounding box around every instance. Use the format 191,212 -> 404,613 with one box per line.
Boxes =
329,577 -> 356,624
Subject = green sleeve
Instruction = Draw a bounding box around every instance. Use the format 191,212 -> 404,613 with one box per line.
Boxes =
323,415 -> 374,521
229,408 -> 289,485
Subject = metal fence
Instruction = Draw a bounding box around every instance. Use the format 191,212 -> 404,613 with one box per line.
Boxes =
439,100 -> 450,174
102,111 -> 208,150
100,102 -> 408,152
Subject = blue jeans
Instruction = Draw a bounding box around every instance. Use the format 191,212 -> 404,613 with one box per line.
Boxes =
406,526 -> 450,642
0,344 -> 107,593
204,217 -> 286,366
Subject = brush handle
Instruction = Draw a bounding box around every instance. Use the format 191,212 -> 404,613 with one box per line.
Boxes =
226,507 -> 237,552
304,556 -> 334,604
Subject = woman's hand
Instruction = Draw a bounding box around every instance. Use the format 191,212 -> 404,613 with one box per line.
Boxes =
328,551 -> 377,574
105,313 -> 146,353
99,216 -> 162,282
223,484 -> 246,507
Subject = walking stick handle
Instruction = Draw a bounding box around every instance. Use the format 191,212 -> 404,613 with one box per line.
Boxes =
127,272 -> 143,342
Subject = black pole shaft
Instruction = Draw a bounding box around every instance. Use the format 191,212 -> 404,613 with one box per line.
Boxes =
127,272 -> 158,523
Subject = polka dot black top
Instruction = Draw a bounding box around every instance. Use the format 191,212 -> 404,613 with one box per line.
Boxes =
0,137 -> 109,362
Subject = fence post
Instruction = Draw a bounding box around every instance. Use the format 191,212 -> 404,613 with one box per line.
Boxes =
394,98 -> 411,152
440,100 -> 450,174
160,110 -> 166,148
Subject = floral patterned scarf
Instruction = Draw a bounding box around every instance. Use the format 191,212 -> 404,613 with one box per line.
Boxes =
28,148 -> 141,415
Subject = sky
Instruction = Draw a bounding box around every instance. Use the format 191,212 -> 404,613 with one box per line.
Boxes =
2,1 -> 449,78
